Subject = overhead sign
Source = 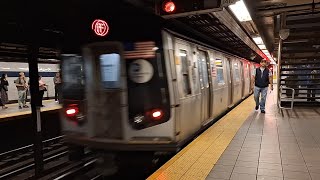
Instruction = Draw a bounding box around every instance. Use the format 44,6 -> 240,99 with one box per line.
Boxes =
92,19 -> 109,37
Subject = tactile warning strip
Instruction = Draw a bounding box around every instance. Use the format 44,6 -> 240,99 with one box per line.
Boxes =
147,95 -> 255,180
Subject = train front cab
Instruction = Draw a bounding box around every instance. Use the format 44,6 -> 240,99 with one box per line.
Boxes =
60,40 -> 179,153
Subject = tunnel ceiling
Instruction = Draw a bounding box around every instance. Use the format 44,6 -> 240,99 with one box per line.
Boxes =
129,0 -> 320,63
3,0 -> 320,63
245,0 -> 320,62
0,0 -> 265,62
126,0 -> 265,62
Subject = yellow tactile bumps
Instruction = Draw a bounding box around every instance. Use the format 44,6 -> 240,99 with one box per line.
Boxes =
148,96 -> 255,180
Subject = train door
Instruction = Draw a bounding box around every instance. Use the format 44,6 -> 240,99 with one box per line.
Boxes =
249,62 -> 255,91
175,41 -> 201,139
81,42 -> 126,138
198,50 -> 211,123
242,61 -> 250,97
226,57 -> 233,106
240,61 -> 245,98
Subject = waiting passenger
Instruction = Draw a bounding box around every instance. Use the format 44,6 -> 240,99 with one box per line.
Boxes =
251,59 -> 273,113
25,79 -> 30,104
39,75 -> 47,107
14,72 -> 29,109
53,72 -> 62,103
0,74 -> 9,109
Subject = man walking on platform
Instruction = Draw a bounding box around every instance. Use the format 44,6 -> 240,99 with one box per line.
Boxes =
251,59 -> 273,113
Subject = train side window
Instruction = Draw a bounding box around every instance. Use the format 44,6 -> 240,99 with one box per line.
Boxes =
234,62 -> 240,82
62,55 -> 85,100
99,53 -> 121,89
179,50 -> 192,96
215,59 -> 224,84
245,64 -> 249,78
198,50 -> 209,88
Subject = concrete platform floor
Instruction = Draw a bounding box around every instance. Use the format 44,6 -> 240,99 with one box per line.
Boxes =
149,90 -> 320,180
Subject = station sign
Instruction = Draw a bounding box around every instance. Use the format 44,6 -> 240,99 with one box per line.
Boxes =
92,19 -> 109,37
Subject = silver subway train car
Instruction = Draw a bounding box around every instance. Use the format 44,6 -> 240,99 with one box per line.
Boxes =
60,29 -> 258,154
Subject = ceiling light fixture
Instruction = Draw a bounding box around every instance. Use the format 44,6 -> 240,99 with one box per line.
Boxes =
229,0 -> 252,22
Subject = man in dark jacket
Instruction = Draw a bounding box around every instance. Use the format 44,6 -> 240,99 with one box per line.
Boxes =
251,59 -> 273,113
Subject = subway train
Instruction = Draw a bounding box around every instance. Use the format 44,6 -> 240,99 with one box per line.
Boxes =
0,62 -> 60,103
60,27 -> 259,157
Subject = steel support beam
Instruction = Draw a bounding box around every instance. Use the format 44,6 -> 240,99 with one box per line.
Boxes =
256,3 -> 320,17
277,13 -> 286,107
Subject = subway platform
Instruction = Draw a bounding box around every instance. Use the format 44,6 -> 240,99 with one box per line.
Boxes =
148,90 -> 320,180
0,100 -> 61,122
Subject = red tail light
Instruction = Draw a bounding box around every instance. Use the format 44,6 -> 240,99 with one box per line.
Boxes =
131,109 -> 165,129
65,104 -> 79,117
152,111 -> 162,118
151,109 -> 163,120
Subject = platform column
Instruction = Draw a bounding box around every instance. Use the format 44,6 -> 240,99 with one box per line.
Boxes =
277,13 -> 287,107
27,29 -> 44,177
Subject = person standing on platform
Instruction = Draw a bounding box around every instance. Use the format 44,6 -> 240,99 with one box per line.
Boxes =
0,74 -> 9,109
39,75 -> 47,107
251,59 -> 273,113
53,72 -> 62,103
14,72 -> 29,109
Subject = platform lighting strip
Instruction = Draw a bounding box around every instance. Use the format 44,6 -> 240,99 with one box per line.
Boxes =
229,0 -> 252,22
229,1 -> 275,63
252,36 -> 275,63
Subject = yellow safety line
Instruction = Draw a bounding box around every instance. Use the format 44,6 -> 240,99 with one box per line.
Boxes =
147,95 -> 255,180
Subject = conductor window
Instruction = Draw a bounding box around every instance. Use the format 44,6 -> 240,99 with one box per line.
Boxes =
99,53 -> 121,89
180,50 -> 191,96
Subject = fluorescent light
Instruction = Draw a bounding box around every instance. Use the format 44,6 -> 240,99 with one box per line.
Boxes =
179,52 -> 187,57
229,0 -> 252,22
258,44 -> 266,49
253,37 -> 263,45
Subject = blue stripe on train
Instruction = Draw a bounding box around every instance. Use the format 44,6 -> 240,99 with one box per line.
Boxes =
3,72 -> 57,77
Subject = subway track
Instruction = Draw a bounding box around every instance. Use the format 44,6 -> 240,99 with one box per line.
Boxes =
0,135 -> 103,180
0,136 -> 67,179
0,134 -> 173,180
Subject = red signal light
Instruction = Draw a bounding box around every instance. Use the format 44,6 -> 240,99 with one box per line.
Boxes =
163,1 -> 175,13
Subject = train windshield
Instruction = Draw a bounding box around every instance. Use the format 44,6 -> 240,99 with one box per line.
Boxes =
61,55 -> 85,100
99,53 -> 121,89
